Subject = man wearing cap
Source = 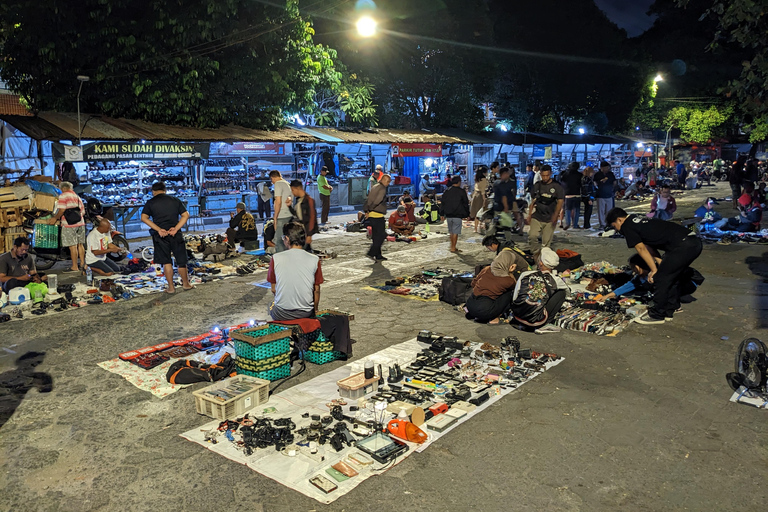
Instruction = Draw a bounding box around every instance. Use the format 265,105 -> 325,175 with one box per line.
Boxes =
722,193 -> 763,232
226,202 -> 259,250
527,165 -> 564,254
364,173 -> 391,261
317,166 -> 333,224
606,207 -> 703,324
694,197 -> 726,230
388,205 -> 415,236
368,165 -> 384,195
510,247 -> 567,329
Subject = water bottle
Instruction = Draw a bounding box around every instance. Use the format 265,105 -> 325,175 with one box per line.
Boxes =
86,266 -> 93,286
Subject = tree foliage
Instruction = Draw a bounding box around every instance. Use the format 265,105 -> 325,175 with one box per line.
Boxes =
677,0 -> 768,142
663,104 -> 733,143
0,0 -> 373,129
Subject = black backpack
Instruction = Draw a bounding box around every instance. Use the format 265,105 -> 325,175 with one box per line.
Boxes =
439,276 -> 474,306
166,352 -> 236,384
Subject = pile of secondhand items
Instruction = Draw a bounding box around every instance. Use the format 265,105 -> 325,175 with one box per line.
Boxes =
367,268 -> 466,300
182,331 -> 563,504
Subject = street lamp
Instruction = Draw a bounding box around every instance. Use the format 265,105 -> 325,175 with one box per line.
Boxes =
76,75 -> 90,144
578,128 -> 585,135
356,16 -> 377,37
654,74 -> 664,83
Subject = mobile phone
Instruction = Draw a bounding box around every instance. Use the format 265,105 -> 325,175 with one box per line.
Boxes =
309,474 -> 338,494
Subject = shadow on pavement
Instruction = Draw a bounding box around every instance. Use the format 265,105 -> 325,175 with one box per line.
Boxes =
0,351 -> 53,429
745,251 -> 768,328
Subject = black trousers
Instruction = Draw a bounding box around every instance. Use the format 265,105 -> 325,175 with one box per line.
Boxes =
466,290 -> 514,323
257,196 -> 271,219
649,236 -> 703,319
511,289 -> 567,328
320,194 -> 330,224
318,314 -> 353,355
581,197 -> 593,228
367,217 -> 386,259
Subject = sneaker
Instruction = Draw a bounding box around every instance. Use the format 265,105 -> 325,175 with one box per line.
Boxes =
633,312 -> 665,325
535,324 -> 562,334
376,256 -> 389,261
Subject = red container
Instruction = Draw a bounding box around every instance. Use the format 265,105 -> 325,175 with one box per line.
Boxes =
394,176 -> 411,185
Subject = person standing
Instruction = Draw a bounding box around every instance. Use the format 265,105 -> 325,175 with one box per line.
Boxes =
527,165 -> 564,254
593,161 -> 616,229
492,167 -> 518,230
647,166 -> 658,189
524,163 -> 535,196
606,207 -> 703,324
368,165 -> 384,195
729,156 -> 746,209
269,170 -> 293,253
47,181 -> 86,273
560,162 -> 583,230
226,202 -> 259,249
440,176 -> 470,253
316,166 -> 333,225
363,174 -> 391,262
581,166 -> 595,229
140,182 -> 193,294
288,180 -> 319,251
470,168 -> 488,233
256,181 -> 272,220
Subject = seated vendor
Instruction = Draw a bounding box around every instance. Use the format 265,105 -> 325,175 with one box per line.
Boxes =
723,193 -> 763,232
465,242 -> 529,324
388,205 -> 416,236
602,254 -> 703,303
623,179 -> 645,200
85,218 -> 125,276
510,248 -> 567,330
266,222 -> 324,321
226,202 -> 259,250
482,235 -> 517,255
694,197 -> 726,230
263,219 -> 276,254
649,185 -> 676,220
0,237 -> 47,293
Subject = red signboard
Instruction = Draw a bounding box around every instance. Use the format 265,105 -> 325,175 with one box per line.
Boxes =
392,143 -> 443,157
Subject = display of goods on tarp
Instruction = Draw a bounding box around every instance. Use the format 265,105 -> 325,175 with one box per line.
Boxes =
368,268 -> 466,300
182,331 -> 564,504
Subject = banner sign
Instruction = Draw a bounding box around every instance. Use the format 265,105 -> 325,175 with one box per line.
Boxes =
53,142 -> 209,162
392,143 -> 442,157
532,144 -> 552,159
210,142 -> 286,156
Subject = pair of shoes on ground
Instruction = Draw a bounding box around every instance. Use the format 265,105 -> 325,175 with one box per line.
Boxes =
634,309 -> 683,324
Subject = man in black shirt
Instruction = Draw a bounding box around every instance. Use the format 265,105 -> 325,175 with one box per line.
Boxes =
606,207 -> 702,324
560,162 -> 583,230
0,237 -> 47,293
141,182 -> 193,294
440,176 -> 470,253
527,165 -> 564,254
492,167 -> 521,230
226,202 -> 259,250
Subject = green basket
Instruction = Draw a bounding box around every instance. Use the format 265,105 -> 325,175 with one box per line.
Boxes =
231,324 -> 293,346
237,363 -> 291,381
234,337 -> 291,361
304,350 -> 344,365
33,223 -> 59,249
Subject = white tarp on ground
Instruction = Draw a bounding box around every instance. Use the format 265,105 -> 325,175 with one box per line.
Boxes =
181,338 -> 563,504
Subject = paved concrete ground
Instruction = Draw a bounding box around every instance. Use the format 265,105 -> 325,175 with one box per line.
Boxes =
1,182 -> 767,512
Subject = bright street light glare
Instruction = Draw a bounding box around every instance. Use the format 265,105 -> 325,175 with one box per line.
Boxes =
357,16 -> 377,37
578,128 -> 585,134
654,74 -> 663,82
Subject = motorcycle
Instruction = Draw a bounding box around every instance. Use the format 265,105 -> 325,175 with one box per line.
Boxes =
23,195 -> 130,271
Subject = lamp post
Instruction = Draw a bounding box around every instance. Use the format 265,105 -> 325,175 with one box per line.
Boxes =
76,75 -> 90,144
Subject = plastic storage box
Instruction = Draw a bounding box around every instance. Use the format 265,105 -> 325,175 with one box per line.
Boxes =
193,375 -> 270,420
337,372 -> 379,399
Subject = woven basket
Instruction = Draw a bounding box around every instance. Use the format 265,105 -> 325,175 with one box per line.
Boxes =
231,324 -> 292,346
236,364 -> 291,381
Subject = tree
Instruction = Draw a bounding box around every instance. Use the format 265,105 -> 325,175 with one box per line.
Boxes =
677,0 -> 768,142
0,0 -> 361,129
663,104 -> 733,143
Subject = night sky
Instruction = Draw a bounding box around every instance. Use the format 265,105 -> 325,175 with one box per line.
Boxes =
594,0 -> 657,37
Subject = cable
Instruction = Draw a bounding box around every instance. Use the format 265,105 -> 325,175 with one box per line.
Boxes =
268,358 -> 306,396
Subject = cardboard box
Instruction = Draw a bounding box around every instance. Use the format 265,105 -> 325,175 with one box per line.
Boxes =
32,193 -> 57,212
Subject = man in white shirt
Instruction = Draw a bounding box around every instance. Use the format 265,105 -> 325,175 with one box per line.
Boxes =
270,170 -> 293,253
86,219 -> 124,275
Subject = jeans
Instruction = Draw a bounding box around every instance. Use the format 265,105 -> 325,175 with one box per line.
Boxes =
320,194 -> 330,224
528,217 -> 555,254
274,217 -> 290,253
649,236 -> 703,319
257,196 -> 271,219
563,197 -> 580,228
89,259 -> 121,274
367,217 -> 386,259
596,197 -> 614,228
581,197 -> 593,228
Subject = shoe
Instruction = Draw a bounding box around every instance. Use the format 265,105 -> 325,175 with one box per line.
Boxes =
376,256 -> 388,261
535,324 -> 561,334
633,313 -> 665,325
